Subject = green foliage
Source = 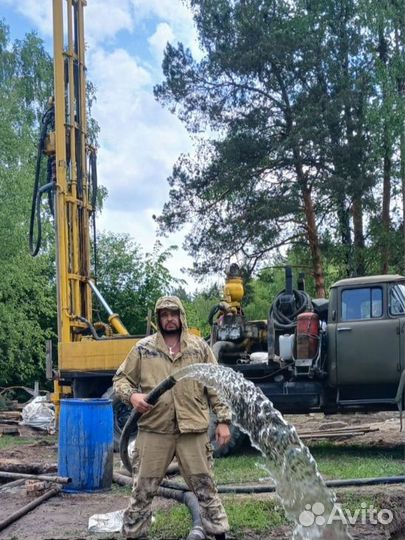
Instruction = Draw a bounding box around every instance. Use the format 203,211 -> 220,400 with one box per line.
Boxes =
155,0 -> 405,281
94,232 -> 178,335
179,286 -> 221,336
0,21 -> 56,386
243,267 -> 293,320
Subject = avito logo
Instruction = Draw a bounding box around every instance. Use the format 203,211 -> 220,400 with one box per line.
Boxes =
299,502 -> 393,527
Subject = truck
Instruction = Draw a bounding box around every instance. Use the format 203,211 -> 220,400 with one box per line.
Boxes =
209,264 -> 405,425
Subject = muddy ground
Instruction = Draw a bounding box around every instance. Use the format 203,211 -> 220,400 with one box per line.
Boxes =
0,411 -> 404,540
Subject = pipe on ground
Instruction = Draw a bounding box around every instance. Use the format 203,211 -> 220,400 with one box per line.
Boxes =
0,486 -> 61,532
0,471 -> 71,485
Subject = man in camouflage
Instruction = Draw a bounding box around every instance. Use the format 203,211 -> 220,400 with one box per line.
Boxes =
113,296 -> 232,540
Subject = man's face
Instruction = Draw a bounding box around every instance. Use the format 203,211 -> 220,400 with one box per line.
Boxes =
159,308 -> 181,334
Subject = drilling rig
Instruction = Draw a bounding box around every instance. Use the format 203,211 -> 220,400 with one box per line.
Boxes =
30,0 -> 138,439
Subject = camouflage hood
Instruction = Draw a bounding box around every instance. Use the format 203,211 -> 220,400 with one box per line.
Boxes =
155,296 -> 188,346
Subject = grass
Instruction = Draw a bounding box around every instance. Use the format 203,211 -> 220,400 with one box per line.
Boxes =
212,443 -> 404,484
151,497 -> 285,539
0,435 -> 37,449
111,482 -> 131,495
150,491 -> 393,539
147,443 -> 404,539
310,444 -> 404,479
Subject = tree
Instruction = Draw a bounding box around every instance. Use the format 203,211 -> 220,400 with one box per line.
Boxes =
94,232 -> 178,334
155,0 -> 405,290
0,22 -> 56,386
155,0 -> 332,296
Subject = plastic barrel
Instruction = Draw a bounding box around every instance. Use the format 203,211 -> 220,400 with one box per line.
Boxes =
58,398 -> 113,492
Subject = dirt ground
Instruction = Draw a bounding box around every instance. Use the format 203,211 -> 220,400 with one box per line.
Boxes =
0,411 -> 404,540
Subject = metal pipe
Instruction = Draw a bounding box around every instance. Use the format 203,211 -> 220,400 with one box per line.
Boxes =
88,280 -> 129,335
0,486 -> 60,532
0,471 -> 71,484
88,280 -> 113,315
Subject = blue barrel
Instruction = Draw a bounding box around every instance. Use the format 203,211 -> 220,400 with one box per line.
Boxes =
58,398 -> 113,492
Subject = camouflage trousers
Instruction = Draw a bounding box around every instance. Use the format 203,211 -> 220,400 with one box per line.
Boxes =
122,430 -> 229,539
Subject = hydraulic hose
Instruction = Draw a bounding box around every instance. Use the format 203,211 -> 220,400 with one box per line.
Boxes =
269,289 -> 312,331
75,316 -> 101,340
29,103 -> 55,257
119,375 -> 177,473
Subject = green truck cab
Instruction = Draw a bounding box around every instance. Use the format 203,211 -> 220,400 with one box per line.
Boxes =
327,275 -> 405,408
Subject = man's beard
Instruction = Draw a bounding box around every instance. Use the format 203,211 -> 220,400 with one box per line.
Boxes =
161,327 -> 181,336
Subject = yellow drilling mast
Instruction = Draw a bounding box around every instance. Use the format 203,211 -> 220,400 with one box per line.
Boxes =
31,0 -> 138,422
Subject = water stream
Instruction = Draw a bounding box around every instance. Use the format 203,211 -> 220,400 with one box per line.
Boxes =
174,363 -> 352,540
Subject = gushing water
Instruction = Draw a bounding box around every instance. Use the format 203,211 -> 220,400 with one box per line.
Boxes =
174,363 -> 352,540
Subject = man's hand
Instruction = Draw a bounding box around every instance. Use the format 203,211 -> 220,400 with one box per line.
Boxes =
215,423 -> 231,448
130,392 -> 153,414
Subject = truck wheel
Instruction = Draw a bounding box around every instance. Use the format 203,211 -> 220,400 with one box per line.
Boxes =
208,413 -> 246,458
102,387 -> 132,451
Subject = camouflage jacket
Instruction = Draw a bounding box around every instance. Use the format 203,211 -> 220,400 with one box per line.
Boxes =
113,296 -> 232,434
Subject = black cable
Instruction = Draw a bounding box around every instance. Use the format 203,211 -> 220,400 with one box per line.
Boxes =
29,104 -> 55,256
88,150 -> 98,211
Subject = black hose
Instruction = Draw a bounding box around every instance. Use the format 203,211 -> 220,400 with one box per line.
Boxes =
269,289 -> 312,331
158,487 -> 204,539
161,475 -> 405,494
208,304 -> 220,326
75,316 -> 100,340
113,474 -> 204,540
119,375 -> 177,474
29,103 -> 55,257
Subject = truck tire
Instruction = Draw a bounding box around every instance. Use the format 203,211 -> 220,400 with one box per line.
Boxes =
208,413 -> 246,458
102,387 -> 132,451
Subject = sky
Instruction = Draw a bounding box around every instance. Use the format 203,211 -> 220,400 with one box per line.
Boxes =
1,0 -> 208,292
